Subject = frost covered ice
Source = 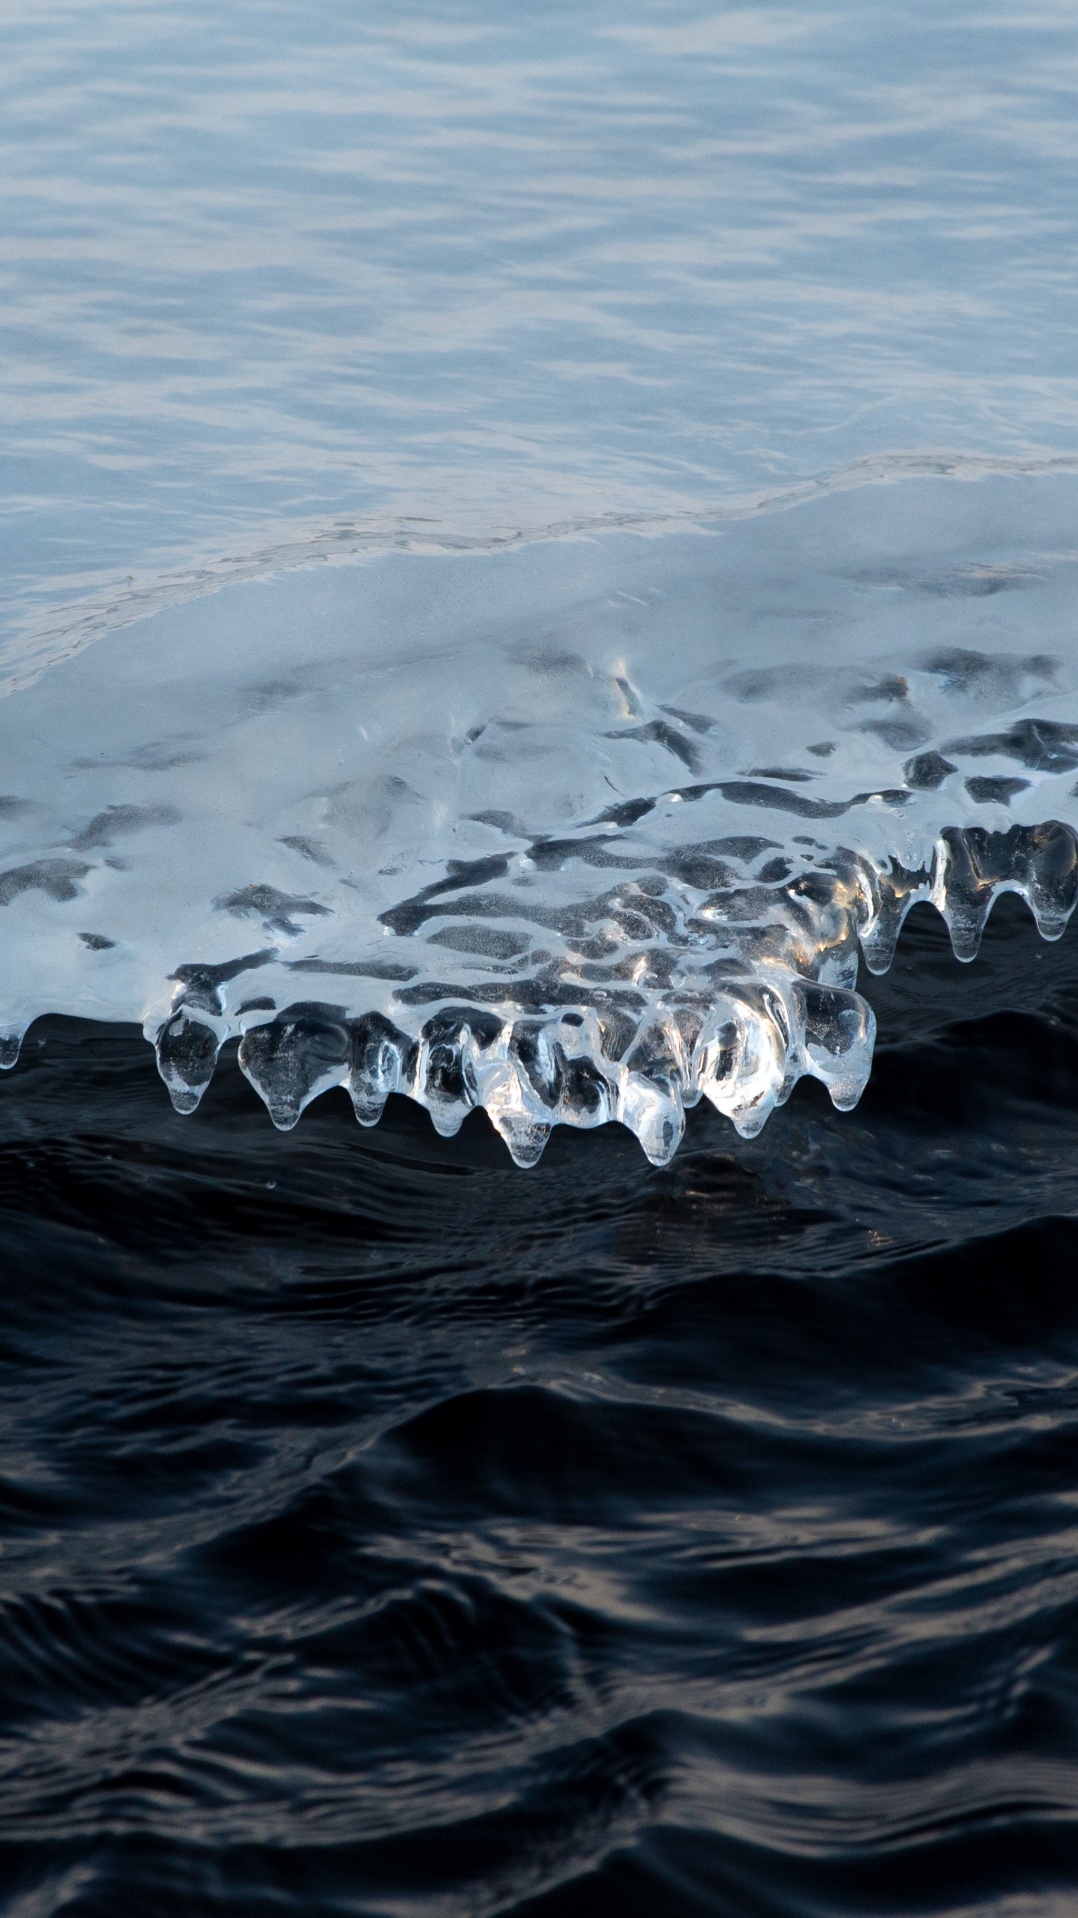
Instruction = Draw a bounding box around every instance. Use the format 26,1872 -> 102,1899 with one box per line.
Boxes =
3,470 -> 1078,1164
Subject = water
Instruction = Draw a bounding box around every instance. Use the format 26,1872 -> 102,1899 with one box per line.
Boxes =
5,909 -> 1078,1914
5,0 -> 1078,1911
4,0 -> 1078,653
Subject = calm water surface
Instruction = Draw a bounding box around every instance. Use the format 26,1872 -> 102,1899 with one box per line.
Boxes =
3,0 -> 1078,649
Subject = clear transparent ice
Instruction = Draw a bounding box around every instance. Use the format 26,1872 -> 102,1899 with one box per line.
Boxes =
3,469 -> 1078,1165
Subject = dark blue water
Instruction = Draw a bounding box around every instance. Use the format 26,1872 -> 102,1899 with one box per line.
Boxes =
3,895 -> 1078,1914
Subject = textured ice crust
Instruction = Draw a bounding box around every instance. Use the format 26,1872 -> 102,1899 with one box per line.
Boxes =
154,821 -> 1075,1167
3,473 -> 1078,1165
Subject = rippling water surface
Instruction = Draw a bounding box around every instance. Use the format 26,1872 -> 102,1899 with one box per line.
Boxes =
6,903 -> 1078,1914
5,0 -> 1078,1912
4,0 -> 1078,649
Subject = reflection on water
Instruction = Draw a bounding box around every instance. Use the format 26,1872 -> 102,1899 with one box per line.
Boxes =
3,0 -> 1078,648
3,901 -> 1078,1913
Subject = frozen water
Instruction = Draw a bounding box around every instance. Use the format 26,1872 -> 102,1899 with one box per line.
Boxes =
2,468 -> 1078,1163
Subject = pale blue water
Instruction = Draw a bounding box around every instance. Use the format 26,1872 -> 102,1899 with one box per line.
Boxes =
3,0 -> 1078,657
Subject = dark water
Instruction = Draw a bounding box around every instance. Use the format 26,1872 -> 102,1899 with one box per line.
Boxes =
2,895 -> 1078,1914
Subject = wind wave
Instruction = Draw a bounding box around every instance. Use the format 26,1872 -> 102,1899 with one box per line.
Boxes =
3,469 -> 1078,1163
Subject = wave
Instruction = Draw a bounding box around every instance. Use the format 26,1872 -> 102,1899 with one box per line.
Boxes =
3,466 -> 1078,1164
4,939 -> 1078,1914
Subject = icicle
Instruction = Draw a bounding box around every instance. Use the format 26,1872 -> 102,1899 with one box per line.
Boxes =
238,1008 -> 351,1129
1024,821 -> 1078,940
348,1012 -> 413,1126
793,980 -> 875,1111
0,1026 -> 25,1071
859,860 -> 933,974
413,1007 -> 502,1137
154,1007 -> 221,1113
935,828 -> 994,961
695,993 -> 788,1139
619,1021 -> 688,1166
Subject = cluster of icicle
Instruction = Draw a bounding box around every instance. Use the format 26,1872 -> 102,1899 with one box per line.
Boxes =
145,820 -> 1078,1167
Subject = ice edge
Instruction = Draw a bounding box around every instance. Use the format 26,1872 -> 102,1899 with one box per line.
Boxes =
60,820 -> 1075,1168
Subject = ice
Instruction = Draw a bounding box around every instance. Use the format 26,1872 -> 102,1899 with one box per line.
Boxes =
2,469 -> 1078,1163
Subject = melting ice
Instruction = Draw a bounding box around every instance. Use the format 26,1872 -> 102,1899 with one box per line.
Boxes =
3,469 -> 1078,1165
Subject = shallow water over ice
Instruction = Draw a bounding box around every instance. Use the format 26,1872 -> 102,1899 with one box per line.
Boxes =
3,471 -> 1078,1162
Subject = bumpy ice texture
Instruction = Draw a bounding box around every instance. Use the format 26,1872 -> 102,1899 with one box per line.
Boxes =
2,476 -> 1078,1164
